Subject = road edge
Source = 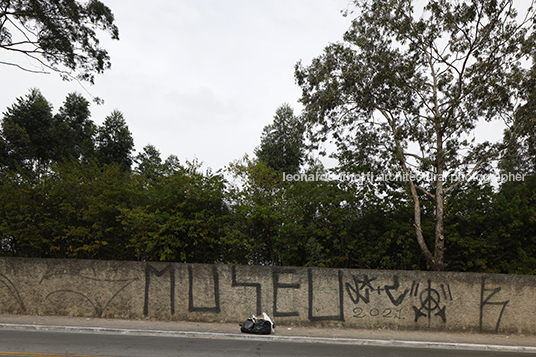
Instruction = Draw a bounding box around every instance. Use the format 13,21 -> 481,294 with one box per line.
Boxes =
1,323 -> 536,353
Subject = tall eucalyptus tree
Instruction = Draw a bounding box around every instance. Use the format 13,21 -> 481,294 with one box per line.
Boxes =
295,0 -> 536,270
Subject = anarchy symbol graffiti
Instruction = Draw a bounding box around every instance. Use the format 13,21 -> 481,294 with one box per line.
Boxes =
420,287 -> 440,311
412,280 -> 446,326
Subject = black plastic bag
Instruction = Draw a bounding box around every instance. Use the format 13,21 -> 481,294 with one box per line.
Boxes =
240,314 -> 274,335
240,318 -> 256,333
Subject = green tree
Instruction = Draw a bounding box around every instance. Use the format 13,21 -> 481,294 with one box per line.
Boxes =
0,167 -> 49,257
225,157 -> 392,268
279,172 -> 360,268
122,157 -> 230,263
500,130 -> 536,176
1,90 -> 136,172
500,61 -> 536,176
95,110 -> 134,169
295,0 -> 536,270
255,104 -> 305,175
443,180 -> 497,272
134,144 -> 164,184
490,176 -> 536,274
0,161 -> 136,259
46,160 -> 136,259
52,92 -> 96,163
225,157 -> 286,265
0,133 -> 6,169
0,0 -> 119,84
1,88 -> 55,171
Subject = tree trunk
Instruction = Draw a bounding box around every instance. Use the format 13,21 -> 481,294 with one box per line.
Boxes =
433,170 -> 446,271
411,186 -> 435,267
433,125 -> 446,271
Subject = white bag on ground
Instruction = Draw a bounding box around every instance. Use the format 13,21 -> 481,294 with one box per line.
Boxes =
262,312 -> 275,333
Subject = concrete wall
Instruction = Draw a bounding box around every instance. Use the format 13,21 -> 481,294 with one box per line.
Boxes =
0,257 -> 535,334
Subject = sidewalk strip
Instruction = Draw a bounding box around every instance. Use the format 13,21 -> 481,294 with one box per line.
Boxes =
0,352 -> 106,357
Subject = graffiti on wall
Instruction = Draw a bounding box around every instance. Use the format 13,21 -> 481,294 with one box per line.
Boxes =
0,260 -> 519,333
479,276 -> 510,333
137,265 -> 512,332
140,265 -> 457,327
411,280 -> 450,326
344,274 -> 453,326
0,273 -> 26,313
308,269 -> 344,322
188,265 -> 220,313
39,265 -> 139,318
144,264 -> 175,316
231,265 -> 262,316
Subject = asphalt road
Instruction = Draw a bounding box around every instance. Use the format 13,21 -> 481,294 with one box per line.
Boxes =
0,330 -> 534,357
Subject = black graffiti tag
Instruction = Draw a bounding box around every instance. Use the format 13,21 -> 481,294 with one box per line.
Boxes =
345,275 -> 377,304
412,280 -> 446,326
480,277 -> 509,333
385,276 -> 410,306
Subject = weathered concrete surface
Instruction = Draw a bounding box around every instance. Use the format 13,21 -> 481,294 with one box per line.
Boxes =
0,257 -> 535,334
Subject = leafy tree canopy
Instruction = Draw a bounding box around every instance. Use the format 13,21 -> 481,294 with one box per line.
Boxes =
0,0 -> 119,84
255,104 -> 305,175
94,110 -> 134,170
123,155 -> 230,263
52,92 -> 96,163
0,89 -> 133,171
295,0 -> 536,270
1,88 -> 55,171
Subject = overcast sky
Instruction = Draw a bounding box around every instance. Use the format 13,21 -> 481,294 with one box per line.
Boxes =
0,0 -> 354,172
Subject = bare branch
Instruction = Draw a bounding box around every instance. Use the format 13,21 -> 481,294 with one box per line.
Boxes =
416,184 -> 436,200
0,60 -> 49,74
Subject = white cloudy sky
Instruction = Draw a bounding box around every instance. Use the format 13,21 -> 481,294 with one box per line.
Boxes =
0,0 -> 354,171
